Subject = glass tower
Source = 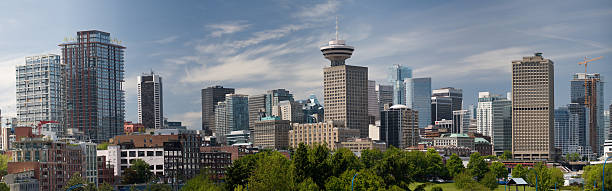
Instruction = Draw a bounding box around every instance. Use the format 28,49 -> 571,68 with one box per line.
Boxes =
388,64 -> 412,105
405,77 -> 431,129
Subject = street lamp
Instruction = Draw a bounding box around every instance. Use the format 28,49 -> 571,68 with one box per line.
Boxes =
351,173 -> 358,191
531,169 -> 538,191
603,156 -> 611,191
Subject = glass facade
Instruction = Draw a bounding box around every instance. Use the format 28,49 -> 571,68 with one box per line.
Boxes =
570,73 -> 605,155
388,64 -> 412,105
405,77 -> 431,129
60,30 -> 125,142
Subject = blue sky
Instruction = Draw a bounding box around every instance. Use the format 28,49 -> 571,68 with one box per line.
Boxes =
1,0 -> 611,129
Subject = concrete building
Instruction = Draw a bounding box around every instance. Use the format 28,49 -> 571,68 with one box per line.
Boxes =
452,110 -> 471,134
388,64 -> 412,105
16,54 -> 63,137
273,100 -> 304,123
200,151 -> 232,180
511,53 -> 554,160
225,130 -> 250,145
215,94 -> 249,137
97,145 -> 164,177
2,170 -> 39,191
368,124 -> 379,141
137,72 -> 163,129
60,30 -> 125,142
253,117 -> 290,149
201,86 -> 235,135
79,142 -> 98,186
336,138 -> 386,155
248,94 -> 267,137
570,73 -> 605,156
163,134 -> 202,183
405,77 -> 431,129
289,121 -> 360,150
368,80 -> 379,122
380,105 -> 419,149
321,33 -> 369,138
433,133 -> 475,150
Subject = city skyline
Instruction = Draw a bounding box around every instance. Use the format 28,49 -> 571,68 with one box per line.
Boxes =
1,1 -> 612,129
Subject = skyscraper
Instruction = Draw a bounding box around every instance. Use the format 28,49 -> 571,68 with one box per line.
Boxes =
16,54 -> 63,136
265,89 -> 294,117
491,97 -> 512,156
214,94 -> 249,136
431,87 -> 463,124
380,105 -> 419,149
388,64 -> 412,105
566,103 -> 593,157
570,73 -> 605,155
368,80 -> 379,122
60,30 -> 125,142
201,86 -> 234,135
477,92 -> 501,137
376,84 -> 394,118
554,106 -> 581,156
321,26 -> 369,138
248,94 -> 267,136
137,72 -> 163,129
405,77 -> 431,129
511,53 -> 554,160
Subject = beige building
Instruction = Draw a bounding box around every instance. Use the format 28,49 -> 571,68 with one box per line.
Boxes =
337,137 -> 386,155
511,53 -> 555,160
253,117 -> 291,150
272,100 -> 304,123
433,133 -> 475,149
321,36 -> 369,138
289,121 -> 360,150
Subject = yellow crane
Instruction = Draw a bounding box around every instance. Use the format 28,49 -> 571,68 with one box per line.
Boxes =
578,56 -> 602,105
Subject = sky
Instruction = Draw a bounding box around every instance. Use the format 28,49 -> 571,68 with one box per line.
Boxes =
1,0 -> 611,129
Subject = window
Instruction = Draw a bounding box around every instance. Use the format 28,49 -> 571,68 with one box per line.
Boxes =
129,151 -> 136,157
156,165 -> 163,170
147,151 -> 154,156
156,151 -> 163,156
121,159 -> 127,164
138,151 -> 145,157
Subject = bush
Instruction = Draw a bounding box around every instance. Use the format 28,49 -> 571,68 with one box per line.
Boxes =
430,186 -> 443,191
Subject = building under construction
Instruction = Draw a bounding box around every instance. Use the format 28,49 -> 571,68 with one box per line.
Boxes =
59,30 -> 125,142
570,73 -> 605,156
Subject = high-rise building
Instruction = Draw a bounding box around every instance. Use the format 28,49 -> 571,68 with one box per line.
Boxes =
16,54 -> 63,137
368,80 -> 378,122
511,53 -> 554,160
431,87 -> 463,124
380,105 -> 419,149
248,94 -> 267,136
608,104 -> 611,140
289,121 -> 360,150
272,100 -> 304,123
137,72 -> 163,129
265,89 -> 294,117
570,73 -> 605,155
477,92 -> 501,137
376,84 -> 393,115
452,110 -> 470,134
214,94 -> 249,137
60,30 -> 125,142
405,77 -> 431,129
321,30 -> 369,138
201,86 -> 235,135
491,97 -> 512,156
253,116 -> 290,150
301,94 -> 325,123
566,103 -> 594,158
554,106 -> 580,156
604,109 -> 609,141
388,64 -> 412,105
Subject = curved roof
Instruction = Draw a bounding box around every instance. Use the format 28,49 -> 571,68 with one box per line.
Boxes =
389,104 -> 409,109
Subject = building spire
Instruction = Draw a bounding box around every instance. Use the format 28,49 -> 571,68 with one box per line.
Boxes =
335,16 -> 339,41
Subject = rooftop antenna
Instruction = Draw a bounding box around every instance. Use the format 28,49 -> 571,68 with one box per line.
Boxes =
335,16 -> 339,41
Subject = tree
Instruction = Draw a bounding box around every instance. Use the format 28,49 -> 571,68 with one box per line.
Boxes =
98,183 -> 114,191
526,162 -> 556,191
360,148 -> 383,169
372,147 -> 414,189
324,169 -> 385,191
293,143 -> 310,182
447,154 -> 465,177
297,178 -> 319,191
454,171 -> 476,190
565,153 -> 581,162
511,164 -> 528,179
225,153 -> 259,190
247,152 -> 296,190
122,159 -> 153,184
181,174 -> 221,191
425,148 -> 448,179
500,150 -> 512,160
63,173 -> 94,191
430,186 -> 443,191
480,172 -> 498,190
328,148 -> 361,177
0,183 -> 8,191
489,161 -> 508,180
467,152 -> 489,181
97,142 -> 109,150
149,184 -> 171,191
308,143 -> 331,188
0,154 -> 10,177
582,164 -> 612,190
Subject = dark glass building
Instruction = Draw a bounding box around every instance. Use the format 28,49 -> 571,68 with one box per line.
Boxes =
201,86 -> 234,135
380,105 -> 419,149
138,72 -> 163,129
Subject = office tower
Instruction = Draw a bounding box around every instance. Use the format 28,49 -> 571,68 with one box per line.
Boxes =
321,29 -> 369,138
405,77 -> 431,129
272,101 -> 304,123
566,103 -> 594,157
137,72 -> 163,129
477,92 -> 500,137
214,94 -> 249,136
452,110 -> 470,134
201,86 -> 235,135
492,97 -> 512,156
467,104 -> 476,120
60,30 -> 125,142
609,104 -> 612,140
16,54 -> 63,137
289,121 -> 360,150
301,94 -> 325,123
570,73 -> 605,155
248,94 -> 267,136
380,105 -> 419,149
376,84 -> 393,114
253,117 -> 290,150
604,109 -> 609,141
388,64 -> 412,105
368,80 -> 378,122
554,106 -> 581,156
511,53 -> 554,160
431,87 -> 463,123
265,89 -> 294,117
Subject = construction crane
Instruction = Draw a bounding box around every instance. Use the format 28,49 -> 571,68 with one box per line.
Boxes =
37,120 -> 59,136
578,56 -> 602,105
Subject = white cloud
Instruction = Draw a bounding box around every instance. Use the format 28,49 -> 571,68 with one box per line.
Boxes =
167,111 -> 201,130
0,57 -> 20,118
207,21 -> 251,37
294,0 -> 340,20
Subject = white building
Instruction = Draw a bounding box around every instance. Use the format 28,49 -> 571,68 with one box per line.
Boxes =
97,145 -> 165,176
